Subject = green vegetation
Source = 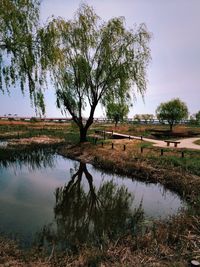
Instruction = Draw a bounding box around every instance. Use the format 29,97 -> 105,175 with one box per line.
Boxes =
0,0 -> 45,111
148,152 -> 200,176
50,4 -> 151,142
0,122 -> 80,142
156,98 -> 189,131
1,2 -> 151,141
106,101 -> 129,127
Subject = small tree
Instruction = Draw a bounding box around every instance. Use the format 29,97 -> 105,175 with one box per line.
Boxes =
48,4 -> 151,142
156,98 -> 188,131
106,102 -> 129,127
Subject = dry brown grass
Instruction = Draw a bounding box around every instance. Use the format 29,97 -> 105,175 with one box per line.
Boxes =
7,135 -> 65,146
0,130 -> 28,137
0,120 -> 70,127
1,213 -> 199,267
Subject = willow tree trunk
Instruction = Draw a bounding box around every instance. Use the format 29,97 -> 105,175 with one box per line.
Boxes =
78,104 -> 95,142
79,127 -> 88,142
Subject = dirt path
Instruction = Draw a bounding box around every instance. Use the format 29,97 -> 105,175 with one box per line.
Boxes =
105,131 -> 200,150
143,137 -> 200,150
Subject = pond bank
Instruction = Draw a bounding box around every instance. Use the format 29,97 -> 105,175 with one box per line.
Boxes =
56,142 -> 200,266
58,142 -> 200,204
0,139 -> 200,266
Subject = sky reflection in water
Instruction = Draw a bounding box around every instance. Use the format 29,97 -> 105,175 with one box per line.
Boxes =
0,150 -> 184,247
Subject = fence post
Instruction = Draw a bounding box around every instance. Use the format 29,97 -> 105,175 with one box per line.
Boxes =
141,136 -> 143,140
112,143 -> 114,149
141,147 -> 143,153
123,145 -> 126,151
181,151 -> 184,158
102,142 -> 104,148
129,135 -> 130,140
161,149 -> 163,156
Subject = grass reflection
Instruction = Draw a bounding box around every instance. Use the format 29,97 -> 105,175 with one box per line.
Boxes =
0,147 -> 56,170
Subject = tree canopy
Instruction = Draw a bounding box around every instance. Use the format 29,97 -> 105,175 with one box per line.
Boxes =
47,4 -> 151,141
156,98 -> 188,131
105,89 -> 130,126
0,0 -> 47,111
106,101 -> 129,127
0,3 -> 151,141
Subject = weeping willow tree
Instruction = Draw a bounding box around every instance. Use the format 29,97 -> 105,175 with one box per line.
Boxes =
0,0 -> 46,112
47,4 -> 151,142
1,2 -> 151,139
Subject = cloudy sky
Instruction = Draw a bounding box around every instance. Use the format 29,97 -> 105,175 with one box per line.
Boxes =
0,0 -> 200,118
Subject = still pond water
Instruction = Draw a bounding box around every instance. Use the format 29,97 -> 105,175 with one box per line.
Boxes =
0,149 -> 185,249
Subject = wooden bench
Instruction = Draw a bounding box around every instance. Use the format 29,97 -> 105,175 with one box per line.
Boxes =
164,140 -> 180,147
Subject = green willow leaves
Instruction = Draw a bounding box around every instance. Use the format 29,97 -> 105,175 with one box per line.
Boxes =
0,0 -> 45,112
0,3 -> 151,140
48,4 -> 151,141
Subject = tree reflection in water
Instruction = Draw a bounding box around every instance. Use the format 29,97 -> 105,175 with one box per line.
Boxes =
38,162 -> 144,251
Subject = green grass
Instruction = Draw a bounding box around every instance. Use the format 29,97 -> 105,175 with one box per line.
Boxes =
148,154 -> 200,176
0,123 -> 81,143
139,141 -> 154,148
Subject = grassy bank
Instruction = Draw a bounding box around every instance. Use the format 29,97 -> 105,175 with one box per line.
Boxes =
0,121 -> 200,266
59,139 -> 200,203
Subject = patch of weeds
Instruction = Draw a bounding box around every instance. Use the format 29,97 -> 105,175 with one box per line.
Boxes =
140,141 -> 154,148
64,131 -> 80,143
149,154 -> 200,176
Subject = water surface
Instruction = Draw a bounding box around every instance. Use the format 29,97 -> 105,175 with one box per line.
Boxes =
0,150 -> 185,248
